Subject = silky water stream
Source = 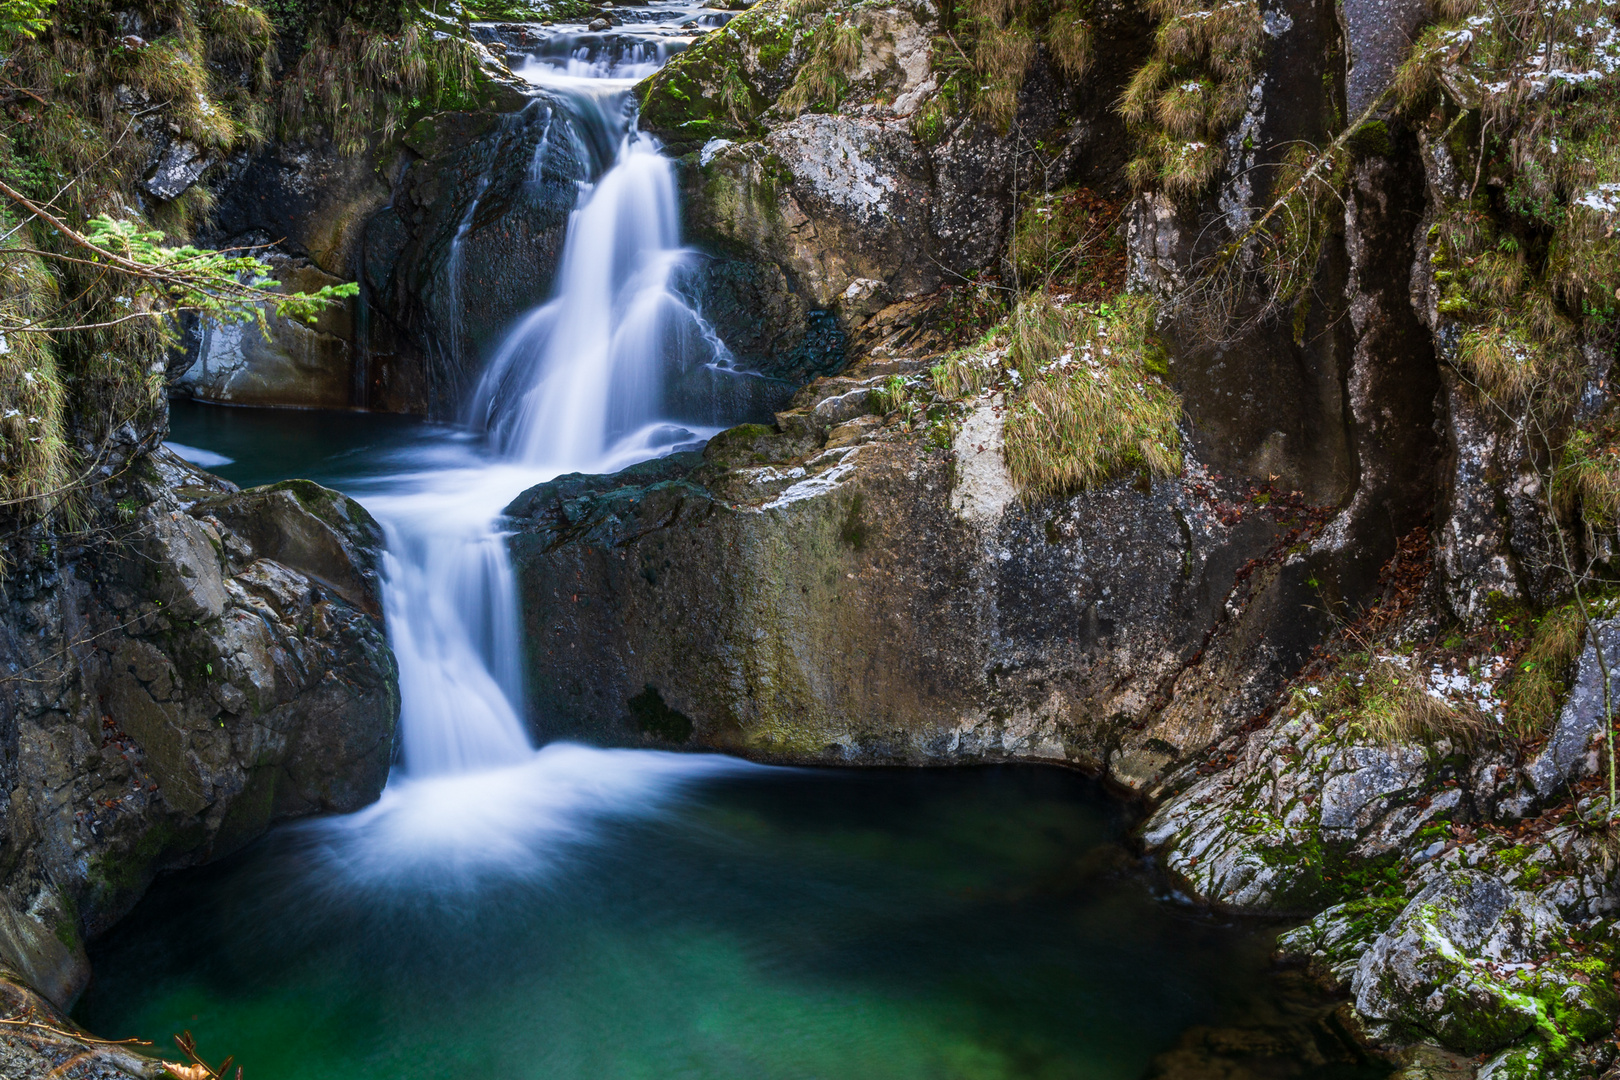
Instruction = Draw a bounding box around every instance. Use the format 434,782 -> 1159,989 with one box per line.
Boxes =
78,10 -> 1388,1078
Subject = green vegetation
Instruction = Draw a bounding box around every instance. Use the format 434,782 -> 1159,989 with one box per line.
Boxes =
0,0 -> 354,542
1391,0 -> 1620,416
779,10 -> 862,115
1501,603 -> 1585,739
636,4 -> 801,140
931,0 -> 1095,132
278,11 -> 495,156
1002,294 -> 1180,500
463,0 -> 593,19
1121,0 -> 1264,197
1008,186 -> 1126,297
932,293 -> 1181,501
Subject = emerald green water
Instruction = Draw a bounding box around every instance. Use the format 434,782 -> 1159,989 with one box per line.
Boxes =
78,764 -> 1379,1080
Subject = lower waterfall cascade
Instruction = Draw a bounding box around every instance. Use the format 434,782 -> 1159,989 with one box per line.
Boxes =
354,13 -> 748,829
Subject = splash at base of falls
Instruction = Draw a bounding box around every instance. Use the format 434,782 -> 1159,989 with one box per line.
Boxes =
289,743 -> 764,891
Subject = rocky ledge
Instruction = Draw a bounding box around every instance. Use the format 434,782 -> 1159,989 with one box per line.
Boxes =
505,349 -> 1338,784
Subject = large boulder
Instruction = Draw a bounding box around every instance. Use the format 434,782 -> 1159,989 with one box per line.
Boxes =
0,451 -> 398,1008
504,355 -> 1332,783
1353,870 -> 1618,1054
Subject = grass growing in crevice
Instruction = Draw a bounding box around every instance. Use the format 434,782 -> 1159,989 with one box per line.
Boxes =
1501,603 -> 1585,740
1306,649 -> 1495,749
778,11 -> 863,115
0,241 -> 69,516
1009,186 -> 1127,299
2,0 -> 277,225
925,0 -> 1096,133
278,15 -> 488,156
1120,0 -> 1264,198
1389,0 -> 1620,405
1381,0 -> 1620,618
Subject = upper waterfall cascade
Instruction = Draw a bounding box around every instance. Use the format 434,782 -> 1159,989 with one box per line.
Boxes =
326,8 -> 755,861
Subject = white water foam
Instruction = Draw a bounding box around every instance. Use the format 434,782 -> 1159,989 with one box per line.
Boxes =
297,742 -> 759,886
298,14 -> 763,879
164,440 -> 234,468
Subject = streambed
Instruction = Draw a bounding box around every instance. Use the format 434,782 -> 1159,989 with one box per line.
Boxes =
103,14 -> 1391,1075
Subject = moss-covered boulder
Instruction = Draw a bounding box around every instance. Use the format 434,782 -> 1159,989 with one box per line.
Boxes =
1352,870 -> 1619,1055
636,0 -> 1145,387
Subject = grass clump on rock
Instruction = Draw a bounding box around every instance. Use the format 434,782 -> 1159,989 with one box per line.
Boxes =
1120,0 -> 1265,197
933,292 -> 1182,502
1003,294 -> 1180,500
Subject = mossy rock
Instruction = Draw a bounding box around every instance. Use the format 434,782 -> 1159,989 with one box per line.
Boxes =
1354,870 -> 1619,1056
402,110 -> 503,161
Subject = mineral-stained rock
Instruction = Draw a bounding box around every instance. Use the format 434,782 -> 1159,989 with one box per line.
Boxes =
0,450 -> 398,1009
1141,713 -> 1460,912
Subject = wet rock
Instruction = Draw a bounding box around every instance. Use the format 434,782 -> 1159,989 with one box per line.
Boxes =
1277,896 -> 1408,989
172,257 -> 356,409
194,478 -> 387,615
0,973 -> 163,1078
507,358 -> 1313,781
0,451 -> 398,1008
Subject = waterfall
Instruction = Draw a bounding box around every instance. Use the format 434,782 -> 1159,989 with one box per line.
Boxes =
352,26 -> 735,787
467,134 -> 732,471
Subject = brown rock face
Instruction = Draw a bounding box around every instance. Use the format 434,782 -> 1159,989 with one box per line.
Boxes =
505,361 -> 1337,787
0,452 -> 398,1009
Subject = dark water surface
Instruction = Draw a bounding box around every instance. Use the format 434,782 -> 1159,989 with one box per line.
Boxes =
167,397 -> 446,491
78,765 -> 1379,1080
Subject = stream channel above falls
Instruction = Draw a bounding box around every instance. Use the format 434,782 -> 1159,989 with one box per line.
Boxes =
78,11 -> 1388,1078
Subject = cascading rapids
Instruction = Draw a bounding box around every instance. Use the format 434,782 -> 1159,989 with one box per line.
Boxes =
467,132 -> 732,472
298,24 -> 761,884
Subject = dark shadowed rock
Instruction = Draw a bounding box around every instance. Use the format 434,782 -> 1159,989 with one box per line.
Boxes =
0,452 -> 398,1009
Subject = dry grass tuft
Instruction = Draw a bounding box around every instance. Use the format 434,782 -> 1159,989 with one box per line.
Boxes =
926,0 -> 1094,132
780,15 -> 863,115
1334,659 -> 1492,748
279,19 -> 484,155
1121,0 -> 1264,198
1002,292 -> 1182,500
0,237 -> 69,517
